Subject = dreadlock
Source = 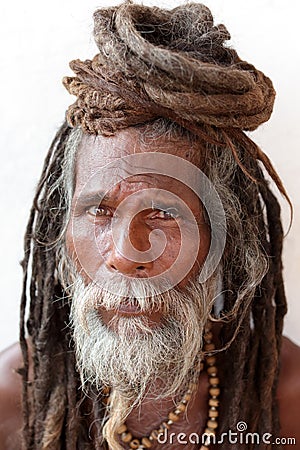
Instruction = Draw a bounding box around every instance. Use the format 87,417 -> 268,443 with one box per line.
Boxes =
20,2 -> 289,449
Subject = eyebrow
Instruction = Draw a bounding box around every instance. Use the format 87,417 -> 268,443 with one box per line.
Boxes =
73,188 -> 201,216
150,199 -> 184,211
73,191 -> 110,208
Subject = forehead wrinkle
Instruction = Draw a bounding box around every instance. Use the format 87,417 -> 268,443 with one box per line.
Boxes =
80,129 -> 202,161
75,129 -> 204,190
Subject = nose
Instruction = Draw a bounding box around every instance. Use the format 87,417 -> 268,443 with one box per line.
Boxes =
105,218 -> 153,277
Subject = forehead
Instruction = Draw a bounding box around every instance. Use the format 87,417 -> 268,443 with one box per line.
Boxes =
74,127 -> 203,190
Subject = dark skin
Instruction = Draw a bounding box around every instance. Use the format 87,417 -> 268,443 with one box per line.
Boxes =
1,129 -> 300,449
1,337 -> 300,450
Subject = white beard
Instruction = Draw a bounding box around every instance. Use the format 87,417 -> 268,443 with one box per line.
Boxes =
70,275 -> 216,401
69,274 -> 217,448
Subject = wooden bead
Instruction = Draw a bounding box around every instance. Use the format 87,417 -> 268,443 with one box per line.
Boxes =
121,432 -> 133,443
207,420 -> 218,429
209,409 -> 219,418
176,402 -> 187,412
141,437 -> 153,448
209,398 -> 219,407
150,430 -> 160,440
168,411 -> 180,422
209,377 -> 219,385
207,366 -> 217,375
161,422 -> 170,430
209,387 -> 220,396
130,439 -> 141,449
203,437 -> 213,447
200,446 -> 209,450
117,424 -> 127,434
183,393 -> 192,402
204,331 -> 213,341
204,343 -> 215,351
206,355 -> 216,365
157,427 -> 165,436
205,428 -> 215,435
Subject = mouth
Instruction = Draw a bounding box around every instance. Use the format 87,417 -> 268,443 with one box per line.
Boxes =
98,298 -> 164,329
113,298 -> 144,316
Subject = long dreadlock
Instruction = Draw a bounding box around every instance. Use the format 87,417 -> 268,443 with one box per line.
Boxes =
20,2 -> 289,449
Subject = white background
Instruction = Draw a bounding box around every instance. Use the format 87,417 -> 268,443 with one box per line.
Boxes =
0,0 -> 299,350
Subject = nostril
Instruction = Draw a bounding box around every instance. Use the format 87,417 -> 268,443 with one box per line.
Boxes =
109,264 -> 145,271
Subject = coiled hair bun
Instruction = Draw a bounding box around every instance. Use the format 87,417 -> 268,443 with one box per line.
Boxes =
63,2 -> 275,135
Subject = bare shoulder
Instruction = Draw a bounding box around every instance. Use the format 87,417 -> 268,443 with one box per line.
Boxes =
0,343 -> 23,450
278,336 -> 300,446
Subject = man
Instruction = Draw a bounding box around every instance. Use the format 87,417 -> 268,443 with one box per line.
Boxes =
0,2 -> 300,449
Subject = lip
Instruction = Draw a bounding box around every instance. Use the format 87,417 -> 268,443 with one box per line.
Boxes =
114,298 -> 144,316
115,305 -> 143,315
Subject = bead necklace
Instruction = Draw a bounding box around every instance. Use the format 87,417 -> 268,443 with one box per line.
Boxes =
102,325 -> 220,450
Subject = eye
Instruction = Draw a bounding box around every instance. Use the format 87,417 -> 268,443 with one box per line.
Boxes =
86,205 -> 113,218
150,208 -> 180,220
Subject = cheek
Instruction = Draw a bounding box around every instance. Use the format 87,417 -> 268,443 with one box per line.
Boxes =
161,234 -> 180,263
174,223 -> 210,286
166,222 -> 210,261
153,223 -> 208,281
65,218 -> 111,282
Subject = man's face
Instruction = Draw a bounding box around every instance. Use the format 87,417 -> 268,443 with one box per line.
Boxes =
65,127 -> 222,402
66,127 -> 211,329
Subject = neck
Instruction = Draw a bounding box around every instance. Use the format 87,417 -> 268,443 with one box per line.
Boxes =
125,371 -> 210,440
102,321 -> 222,449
